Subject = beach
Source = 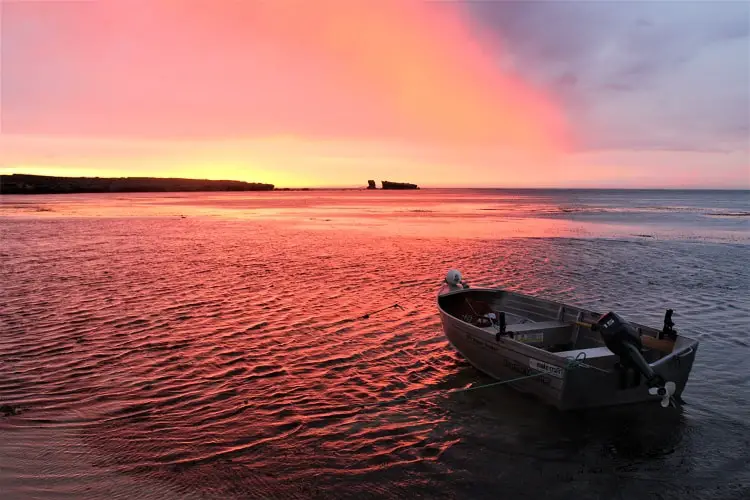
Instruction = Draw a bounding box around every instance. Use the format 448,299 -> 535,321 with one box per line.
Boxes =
1,189 -> 748,499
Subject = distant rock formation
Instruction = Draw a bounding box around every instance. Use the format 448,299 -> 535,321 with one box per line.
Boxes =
381,180 -> 419,190
0,174 -> 275,194
367,180 -> 376,189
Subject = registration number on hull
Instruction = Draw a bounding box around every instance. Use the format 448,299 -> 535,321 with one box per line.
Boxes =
529,359 -> 564,379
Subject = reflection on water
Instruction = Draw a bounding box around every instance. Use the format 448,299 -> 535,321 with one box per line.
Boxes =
1,190 -> 749,499
2,189 -> 748,242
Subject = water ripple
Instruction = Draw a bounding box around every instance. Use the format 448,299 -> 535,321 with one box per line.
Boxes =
1,202 -> 749,499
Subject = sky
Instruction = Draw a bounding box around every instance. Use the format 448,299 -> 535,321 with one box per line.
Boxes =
1,0 -> 748,188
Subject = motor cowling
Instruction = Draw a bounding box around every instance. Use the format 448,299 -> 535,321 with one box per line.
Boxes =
595,311 -> 643,357
595,311 -> 660,386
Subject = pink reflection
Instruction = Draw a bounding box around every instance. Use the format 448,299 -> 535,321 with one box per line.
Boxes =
0,190 -> 745,243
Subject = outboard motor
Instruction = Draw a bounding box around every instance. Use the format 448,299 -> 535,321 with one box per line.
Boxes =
595,312 -> 657,384
594,312 -> 676,406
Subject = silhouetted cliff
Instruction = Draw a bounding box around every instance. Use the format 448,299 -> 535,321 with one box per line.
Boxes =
0,174 -> 275,194
381,180 -> 419,190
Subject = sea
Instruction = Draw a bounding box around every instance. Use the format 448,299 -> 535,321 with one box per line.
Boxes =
1,189 -> 748,499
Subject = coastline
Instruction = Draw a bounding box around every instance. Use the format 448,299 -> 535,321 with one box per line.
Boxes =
2,174 -> 747,194
0,174 -> 274,194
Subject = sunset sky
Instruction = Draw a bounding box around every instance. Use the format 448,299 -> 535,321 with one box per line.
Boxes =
1,0 -> 748,188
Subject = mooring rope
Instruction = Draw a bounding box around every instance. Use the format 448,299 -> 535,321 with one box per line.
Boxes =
358,303 -> 404,320
447,372 -> 548,394
355,357 -> 602,412
329,303 -> 406,326
291,298 -> 628,416
307,301 -> 612,413
355,371 -> 549,411
561,351 -> 612,374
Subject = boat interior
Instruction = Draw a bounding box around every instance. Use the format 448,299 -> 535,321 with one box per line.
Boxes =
438,289 -> 681,368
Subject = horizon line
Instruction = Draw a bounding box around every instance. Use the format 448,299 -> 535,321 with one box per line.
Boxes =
1,172 -> 747,191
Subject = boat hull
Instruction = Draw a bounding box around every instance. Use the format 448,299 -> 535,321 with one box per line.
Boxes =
440,309 -> 566,406
438,287 -> 699,411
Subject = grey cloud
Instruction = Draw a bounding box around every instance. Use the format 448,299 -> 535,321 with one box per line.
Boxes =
464,0 -> 750,152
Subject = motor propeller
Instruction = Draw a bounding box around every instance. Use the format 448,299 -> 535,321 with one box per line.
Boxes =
649,381 -> 677,407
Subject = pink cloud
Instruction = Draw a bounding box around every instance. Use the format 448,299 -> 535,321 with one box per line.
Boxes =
3,0 -> 569,154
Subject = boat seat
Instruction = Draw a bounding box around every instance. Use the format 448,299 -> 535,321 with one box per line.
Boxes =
479,320 -> 571,338
551,346 -> 614,360
507,321 -> 570,333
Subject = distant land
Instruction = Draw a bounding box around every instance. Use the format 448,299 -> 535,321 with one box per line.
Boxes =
379,180 -> 419,190
0,174 -> 275,194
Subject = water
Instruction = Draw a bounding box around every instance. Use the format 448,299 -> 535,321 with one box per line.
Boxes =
1,189 -> 748,499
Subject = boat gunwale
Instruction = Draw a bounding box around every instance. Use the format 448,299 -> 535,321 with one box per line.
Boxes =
439,309 -> 570,368
436,286 -> 700,358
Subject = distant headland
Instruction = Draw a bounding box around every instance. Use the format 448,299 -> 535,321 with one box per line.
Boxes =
0,174 -> 275,194
368,180 -> 419,190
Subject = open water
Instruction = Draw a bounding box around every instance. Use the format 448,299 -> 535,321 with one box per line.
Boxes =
1,189 -> 748,499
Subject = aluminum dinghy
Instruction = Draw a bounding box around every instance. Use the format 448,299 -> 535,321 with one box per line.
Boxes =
437,270 -> 699,410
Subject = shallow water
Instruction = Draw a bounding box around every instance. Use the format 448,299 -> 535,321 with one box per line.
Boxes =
1,190 -> 749,499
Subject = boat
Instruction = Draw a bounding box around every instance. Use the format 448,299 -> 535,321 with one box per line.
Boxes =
437,270 -> 699,410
